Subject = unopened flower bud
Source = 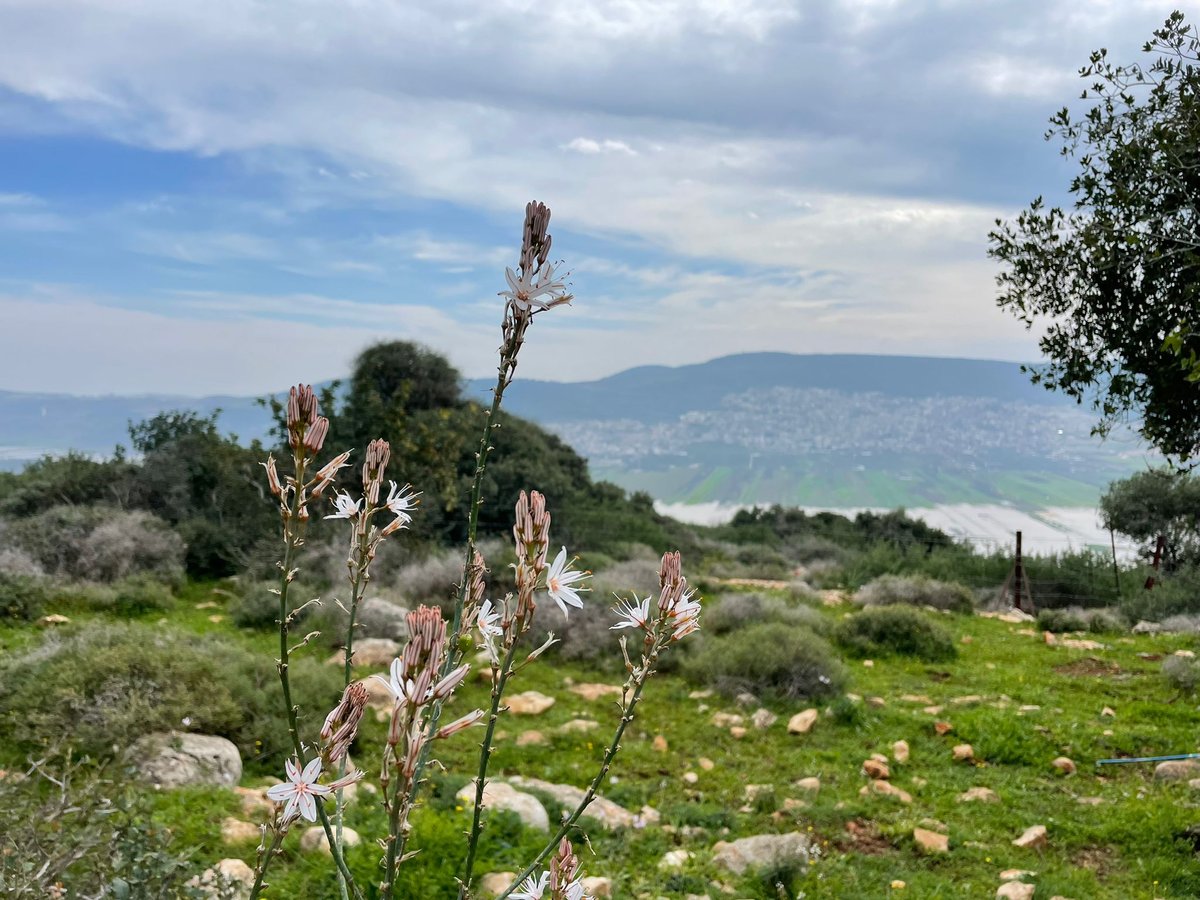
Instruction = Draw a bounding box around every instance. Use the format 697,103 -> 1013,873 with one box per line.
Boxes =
261,455 -> 283,497
303,416 -> 330,453
434,708 -> 485,739
362,438 -> 391,504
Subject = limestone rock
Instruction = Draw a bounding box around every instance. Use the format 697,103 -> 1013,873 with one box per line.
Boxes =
711,712 -> 744,728
359,676 -> 394,708
516,730 -> 546,747
862,759 -> 889,780
570,683 -> 623,701
699,757 -> 715,771
220,817 -> 260,844
1051,756 -> 1076,775
300,826 -> 362,854
333,637 -> 401,668
507,691 -> 555,715
37,614 -> 71,627
934,721 -> 953,736
507,776 -> 640,829
729,725 -> 748,738
952,744 -> 974,762
658,849 -> 693,869
556,719 -> 598,734
912,827 -> 949,854
958,786 -> 999,803
751,708 -> 778,729
1012,824 -> 1047,850
455,781 -> 549,831
787,709 -> 819,734
683,771 -> 699,784
892,740 -> 910,764
652,734 -> 669,752
1155,760 -> 1200,781
1132,620 -> 1163,635
1000,869 -> 1036,882
187,858 -> 255,899
132,732 -> 242,789
478,872 -> 516,897
794,777 -> 820,794
581,876 -> 612,897
859,780 -> 912,804
996,883 -> 1035,900
234,786 -> 274,819
711,831 -> 812,875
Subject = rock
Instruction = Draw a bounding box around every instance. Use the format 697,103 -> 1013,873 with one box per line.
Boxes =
996,884 -> 1036,900
699,757 -> 715,771
923,705 -> 944,715
744,784 -> 774,802
735,691 -> 758,707
220,817 -> 260,844
581,876 -> 612,897
1012,825 -> 1047,850
556,719 -> 598,734
1077,796 -> 1104,805
356,597 -> 410,640
787,709 -> 819,734
516,730 -> 546,747
652,734 -> 669,752
794,777 -> 820,794
233,786 -> 274,818
961,635 -> 973,644
1156,760 -> 1200,781
683,771 -> 699,784
208,614 -> 225,623
195,601 -> 219,610
751,708 -> 778,729
1061,638 -> 1104,650
952,744 -> 974,762
300,826 -> 362,854
455,781 -> 549,831
132,732 -> 242,789
859,780 -> 912,804
688,689 -> 713,699
1174,649 -> 1196,658
711,831 -> 812,875
866,696 -> 886,708
711,712 -> 744,728
951,695 -> 983,705
328,637 -> 402,669
1101,706 -> 1116,717
862,659 -> 874,668
478,872 -> 516,897
507,691 -> 555,715
958,786 -> 999,803
1018,705 -> 1040,713
934,721 -> 954,736
729,726 -> 748,738
36,614 -> 71,627
570,683 -> 623,701
862,759 -> 889,780
891,880 -> 906,890
912,827 -> 949,854
1000,869 -> 1036,881
187,858 -> 255,899
1043,630 -> 1058,645
658,849 -> 693,869
1051,756 -> 1076,775
892,740 -> 910,764
900,693 -> 933,704
507,776 -> 641,829
359,676 -> 395,708
1133,620 -> 1163,634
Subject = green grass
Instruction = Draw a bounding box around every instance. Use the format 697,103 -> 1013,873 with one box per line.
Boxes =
6,584 -> 1200,898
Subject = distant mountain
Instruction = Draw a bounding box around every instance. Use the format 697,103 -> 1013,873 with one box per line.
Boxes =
0,353 -> 1149,510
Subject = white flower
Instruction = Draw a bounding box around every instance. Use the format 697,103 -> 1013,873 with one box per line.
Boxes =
371,658 -> 425,706
610,595 -> 652,631
266,757 -> 332,822
384,481 -> 419,522
477,599 -> 503,662
500,263 -> 570,312
324,491 -> 361,520
564,880 -> 594,900
545,546 -> 589,617
510,872 -> 549,900
667,588 -> 701,641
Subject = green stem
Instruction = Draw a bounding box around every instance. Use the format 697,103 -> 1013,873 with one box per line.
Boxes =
496,668 -> 654,900
459,643 -> 519,898
248,826 -> 287,900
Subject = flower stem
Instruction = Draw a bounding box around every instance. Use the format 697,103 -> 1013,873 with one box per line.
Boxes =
248,826 -> 287,900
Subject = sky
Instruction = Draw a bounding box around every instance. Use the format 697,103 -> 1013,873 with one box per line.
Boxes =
0,0 -> 1191,396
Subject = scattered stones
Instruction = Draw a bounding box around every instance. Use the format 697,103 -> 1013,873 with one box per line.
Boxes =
36,614 -> 71,627
1052,757 -> 1076,776
996,883 -> 1035,900
187,858 -> 255,899
516,730 -> 546,747
958,786 -> 999,803
508,776 -> 647,829
787,709 -> 819,734
220,817 -> 260,844
859,780 -> 912,804
952,744 -> 974,762
794,777 -> 821,794
556,719 -> 598,734
934,721 -> 954,736
892,740 -> 910,764
478,872 -> 516,897
658,849 -> 693,869
132,732 -> 242,789
751,708 -> 778,729
1156,760 -> 1200,781
652,734 -> 669,752
862,759 -> 890,780
699,757 -> 715,771
912,827 -> 949,854
455,781 -> 549,831
711,712 -> 744,728
570,683 -> 623,701
711,832 -> 812,875
300,826 -> 362,854
507,691 -> 555,715
330,637 -> 402,668
357,597 -> 410,640
1012,825 -> 1048,850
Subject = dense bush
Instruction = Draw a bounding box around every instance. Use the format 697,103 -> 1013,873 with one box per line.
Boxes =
1120,565 -> 1200,621
704,592 -> 829,636
0,622 -> 342,772
228,580 -> 286,629
1037,605 -> 1126,634
854,573 -> 974,613
1163,655 -> 1200,694
835,606 -> 958,662
0,544 -> 44,578
0,573 -> 49,621
685,623 -> 847,699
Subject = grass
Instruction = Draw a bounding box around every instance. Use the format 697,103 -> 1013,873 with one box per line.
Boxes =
6,583 -> 1200,898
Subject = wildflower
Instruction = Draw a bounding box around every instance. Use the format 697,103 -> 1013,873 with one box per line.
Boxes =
564,881 -> 595,900
476,598 -> 503,662
325,491 -> 361,520
384,481 -> 420,522
610,595 -> 652,631
265,757 -> 358,823
434,708 -> 485,739
261,456 -> 283,497
371,658 -> 428,707
667,588 -> 701,641
511,872 -> 550,900
545,546 -> 588,617
500,263 -> 571,312
320,682 -> 368,764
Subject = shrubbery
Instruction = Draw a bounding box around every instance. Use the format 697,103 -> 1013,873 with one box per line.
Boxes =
835,606 -> 958,662
1037,605 -> 1126,634
854,573 -> 974,613
704,592 -> 829,636
0,573 -> 49,621
0,622 -> 343,772
1163,655 -> 1200,694
685,623 -> 847,699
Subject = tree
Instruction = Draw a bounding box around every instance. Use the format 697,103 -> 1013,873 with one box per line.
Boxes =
1100,468 -> 1200,571
988,11 -> 1200,462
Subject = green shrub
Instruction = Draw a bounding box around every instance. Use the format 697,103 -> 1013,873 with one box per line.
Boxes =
1163,655 -> 1200,694
1037,605 -> 1126,634
835,606 -> 957,662
854,573 -> 975,613
1121,566 -> 1200,621
0,622 -> 342,772
111,575 -> 175,615
0,572 -> 49,621
685,623 -> 847,700
229,580 -> 285,629
705,592 -> 829,636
